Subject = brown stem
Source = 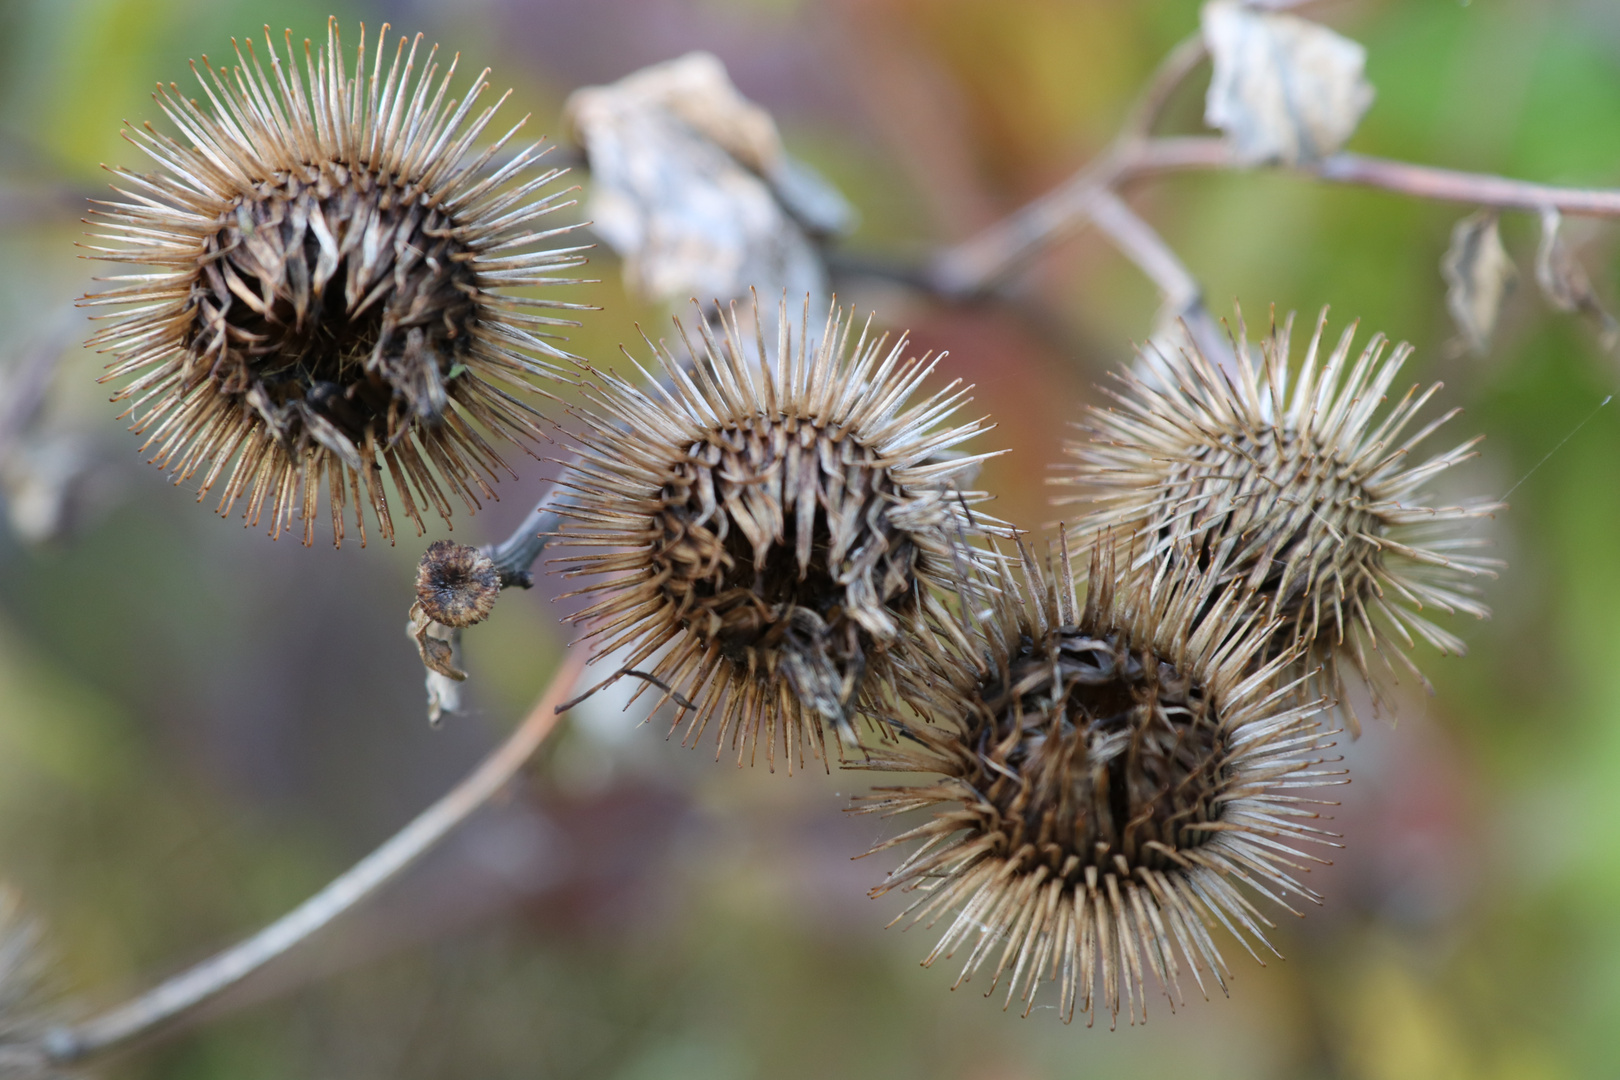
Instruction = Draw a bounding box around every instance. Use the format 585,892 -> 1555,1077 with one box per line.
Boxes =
922,34 -> 1212,301
1117,34 -> 1208,143
485,497 -> 558,588
1087,189 -> 1235,371
1308,148 -> 1620,214
931,135 -> 1620,300
28,653 -> 586,1067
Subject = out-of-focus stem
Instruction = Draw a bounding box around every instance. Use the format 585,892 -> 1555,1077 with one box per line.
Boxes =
1086,188 -> 1234,371
923,34 -> 1211,301
28,654 -> 585,1067
484,497 -> 560,589
931,135 -> 1620,300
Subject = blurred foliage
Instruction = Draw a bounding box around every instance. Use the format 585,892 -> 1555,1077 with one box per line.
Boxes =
2,0 -> 1620,1077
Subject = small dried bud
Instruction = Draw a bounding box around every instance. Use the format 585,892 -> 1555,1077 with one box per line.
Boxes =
1055,308 -> 1501,732
82,20 -> 590,547
857,542 -> 1339,1027
415,540 -> 500,628
550,296 -> 1004,771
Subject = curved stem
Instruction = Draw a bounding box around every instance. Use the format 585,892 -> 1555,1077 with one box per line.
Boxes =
484,497 -> 559,589
1307,148 -> 1620,214
1086,188 -> 1235,372
931,135 -> 1620,300
32,653 -> 585,1067
924,35 -> 1211,300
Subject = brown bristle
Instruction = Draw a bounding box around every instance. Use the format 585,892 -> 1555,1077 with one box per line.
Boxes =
855,539 -> 1341,1026
80,19 -> 592,547
1053,307 -> 1502,733
549,295 -> 1007,772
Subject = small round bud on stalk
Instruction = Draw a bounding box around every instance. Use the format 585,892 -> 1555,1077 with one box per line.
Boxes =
549,296 -> 1005,772
415,540 -> 500,628
855,539 -> 1340,1028
82,20 -> 591,547
1054,309 -> 1502,733
408,542 -> 501,724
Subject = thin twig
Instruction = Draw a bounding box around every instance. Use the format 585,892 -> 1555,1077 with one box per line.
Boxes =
1136,136 -> 1620,216
1117,34 -> 1208,143
923,35 -> 1213,301
932,135 -> 1620,299
1087,189 -> 1200,306
27,653 -> 586,1067
916,33 -> 1238,374
1309,148 -> 1620,215
1087,189 -> 1234,370
484,498 -> 559,588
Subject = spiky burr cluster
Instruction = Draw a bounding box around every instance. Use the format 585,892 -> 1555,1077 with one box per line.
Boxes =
855,542 -> 1339,1026
83,19 -> 589,546
550,298 -> 1002,771
65,10 -> 1509,1040
1054,310 -> 1500,730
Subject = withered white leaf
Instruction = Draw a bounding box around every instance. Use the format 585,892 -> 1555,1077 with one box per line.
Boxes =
1202,0 -> 1375,166
1441,210 -> 1517,355
408,603 -> 465,725
0,322 -> 102,545
564,53 -> 852,313
1536,208 -> 1620,348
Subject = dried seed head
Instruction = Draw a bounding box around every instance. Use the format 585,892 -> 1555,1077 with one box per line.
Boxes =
1054,309 -> 1502,732
415,539 -> 499,627
856,540 -> 1339,1027
550,296 -> 1005,772
82,19 -> 590,547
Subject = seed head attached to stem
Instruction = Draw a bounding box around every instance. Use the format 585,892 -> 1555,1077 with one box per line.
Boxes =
550,295 -> 1005,772
82,19 -> 592,547
856,538 -> 1340,1027
1054,309 -> 1502,732
408,540 -> 501,715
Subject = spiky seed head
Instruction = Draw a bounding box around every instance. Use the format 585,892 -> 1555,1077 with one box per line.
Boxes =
549,296 -> 1005,773
1053,309 -> 1502,733
81,19 -> 591,547
855,539 -> 1340,1027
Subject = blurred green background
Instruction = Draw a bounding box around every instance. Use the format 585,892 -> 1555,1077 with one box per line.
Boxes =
1,0 -> 1618,1076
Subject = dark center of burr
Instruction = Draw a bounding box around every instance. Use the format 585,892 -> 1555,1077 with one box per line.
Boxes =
653,421 -> 918,675
971,626 -> 1225,880
188,165 -> 480,451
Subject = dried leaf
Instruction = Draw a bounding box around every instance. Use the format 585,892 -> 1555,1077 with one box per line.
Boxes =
1441,211 -> 1517,355
1535,208 -> 1620,348
0,325 -> 103,545
565,53 -> 852,312
408,602 -> 466,725
424,669 -> 461,727
1202,0 -> 1375,166
1,432 -> 90,544
410,600 -> 464,672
